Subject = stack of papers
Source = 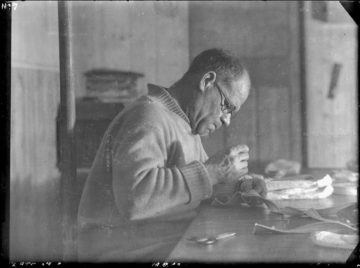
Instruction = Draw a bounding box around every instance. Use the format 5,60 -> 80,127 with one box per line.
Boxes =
265,175 -> 334,200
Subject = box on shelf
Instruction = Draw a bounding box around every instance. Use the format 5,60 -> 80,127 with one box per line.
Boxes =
84,69 -> 144,103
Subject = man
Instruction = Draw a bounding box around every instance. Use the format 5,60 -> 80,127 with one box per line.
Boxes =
77,48 -> 267,262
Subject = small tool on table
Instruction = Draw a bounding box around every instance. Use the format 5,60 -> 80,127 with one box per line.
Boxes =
187,232 -> 236,245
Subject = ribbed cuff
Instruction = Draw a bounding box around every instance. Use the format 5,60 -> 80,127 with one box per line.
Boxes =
179,161 -> 213,204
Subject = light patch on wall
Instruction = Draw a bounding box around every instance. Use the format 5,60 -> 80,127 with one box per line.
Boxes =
153,1 -> 180,18
11,1 -> 59,70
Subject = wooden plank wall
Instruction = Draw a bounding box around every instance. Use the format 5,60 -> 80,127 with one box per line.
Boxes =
304,2 -> 358,168
70,1 -> 190,98
12,3 -> 190,260
189,1 -> 302,169
10,2 -> 62,261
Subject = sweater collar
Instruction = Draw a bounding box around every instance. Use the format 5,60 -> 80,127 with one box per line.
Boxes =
147,83 -> 190,125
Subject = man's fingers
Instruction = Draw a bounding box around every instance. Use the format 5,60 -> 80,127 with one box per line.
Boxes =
248,173 -> 265,180
229,144 -> 249,156
252,178 -> 268,197
232,157 -> 248,170
234,167 -> 248,177
231,153 -> 249,167
237,152 -> 249,161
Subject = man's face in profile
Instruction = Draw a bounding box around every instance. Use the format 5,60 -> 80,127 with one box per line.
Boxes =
193,76 -> 250,137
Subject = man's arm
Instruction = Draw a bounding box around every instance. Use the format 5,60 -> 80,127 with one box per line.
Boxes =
111,107 -> 212,221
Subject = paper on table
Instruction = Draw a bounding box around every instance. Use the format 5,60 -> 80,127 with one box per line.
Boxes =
241,191 -> 356,226
329,170 -> 358,196
247,190 -> 358,236
266,174 -> 332,191
267,185 -> 334,200
266,175 -> 334,200
311,231 -> 358,249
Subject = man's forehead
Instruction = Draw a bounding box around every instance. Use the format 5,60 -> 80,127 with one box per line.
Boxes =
226,77 -> 250,109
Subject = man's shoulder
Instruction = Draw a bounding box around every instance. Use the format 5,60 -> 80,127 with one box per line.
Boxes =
121,97 -> 171,126
132,96 -> 167,116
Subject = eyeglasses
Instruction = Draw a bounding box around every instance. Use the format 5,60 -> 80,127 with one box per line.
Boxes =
214,82 -> 236,116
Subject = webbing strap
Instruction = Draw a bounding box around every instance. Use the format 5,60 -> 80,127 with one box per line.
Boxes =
211,190 -> 357,233
253,221 -> 357,234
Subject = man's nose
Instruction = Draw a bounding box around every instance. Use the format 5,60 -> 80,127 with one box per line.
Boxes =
220,113 -> 231,126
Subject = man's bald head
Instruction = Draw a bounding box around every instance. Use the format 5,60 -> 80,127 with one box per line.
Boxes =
184,48 -> 250,90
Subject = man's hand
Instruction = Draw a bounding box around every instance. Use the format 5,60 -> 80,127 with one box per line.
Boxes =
237,174 -> 267,206
205,144 -> 249,185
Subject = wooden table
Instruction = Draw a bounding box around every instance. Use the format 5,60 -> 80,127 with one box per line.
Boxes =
168,169 -> 358,263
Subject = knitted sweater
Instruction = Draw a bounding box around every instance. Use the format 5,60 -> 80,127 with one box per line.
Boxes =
77,84 -> 213,261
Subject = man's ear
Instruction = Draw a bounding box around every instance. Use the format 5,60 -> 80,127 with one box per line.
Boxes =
199,71 -> 216,92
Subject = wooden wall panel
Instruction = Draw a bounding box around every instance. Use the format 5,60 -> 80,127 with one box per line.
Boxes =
128,2 -> 156,92
242,58 -> 290,87
11,1 -> 62,261
226,84 -> 258,161
10,68 -> 62,261
257,86 -> 291,162
304,1 -> 358,167
287,2 -> 303,163
11,1 -> 59,70
10,178 -> 62,261
189,1 -> 289,59
71,1 -> 189,97
190,1 -> 302,165
11,69 -> 60,183
153,1 -> 190,87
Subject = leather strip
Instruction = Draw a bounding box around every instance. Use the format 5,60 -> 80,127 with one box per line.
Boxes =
253,221 -> 357,234
212,190 -> 357,231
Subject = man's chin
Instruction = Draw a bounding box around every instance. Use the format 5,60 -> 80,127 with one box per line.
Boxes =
193,128 -> 207,136
193,124 -> 215,136
198,129 -> 214,137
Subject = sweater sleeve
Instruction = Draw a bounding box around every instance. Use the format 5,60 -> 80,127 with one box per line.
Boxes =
111,106 -> 212,221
